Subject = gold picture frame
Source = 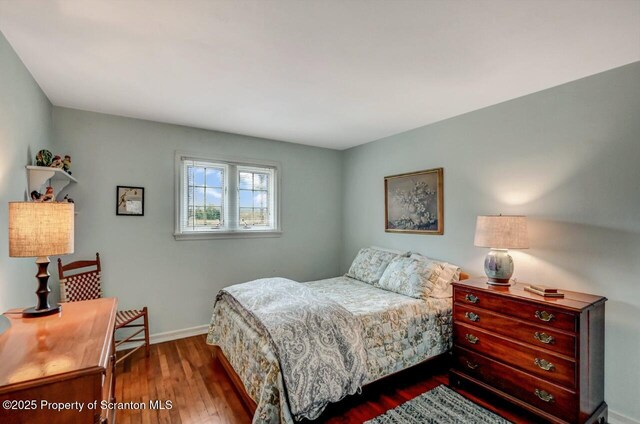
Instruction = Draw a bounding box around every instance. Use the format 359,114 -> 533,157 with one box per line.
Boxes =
384,168 -> 443,235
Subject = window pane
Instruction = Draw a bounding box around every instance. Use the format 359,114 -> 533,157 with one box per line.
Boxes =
206,168 -> 223,187
193,167 -> 205,186
253,191 -> 267,208
239,190 -> 252,208
253,208 -> 267,225
194,187 -> 205,206
239,172 -> 253,190
255,173 -> 268,190
206,188 -> 223,207
239,208 -> 253,226
194,207 -> 206,226
203,206 -> 221,226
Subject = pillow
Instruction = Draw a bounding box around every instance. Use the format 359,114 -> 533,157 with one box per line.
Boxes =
346,247 -> 402,284
410,253 -> 461,298
377,256 -> 445,299
370,246 -> 410,256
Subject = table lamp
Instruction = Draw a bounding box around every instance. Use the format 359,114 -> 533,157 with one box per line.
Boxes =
9,202 -> 74,317
474,215 -> 528,286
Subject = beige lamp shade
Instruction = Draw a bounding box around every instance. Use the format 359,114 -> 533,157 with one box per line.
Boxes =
9,202 -> 74,257
474,215 -> 529,249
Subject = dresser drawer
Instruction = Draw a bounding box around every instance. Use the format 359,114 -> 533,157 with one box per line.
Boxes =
454,304 -> 577,357
454,288 -> 577,332
453,323 -> 576,388
454,347 -> 578,423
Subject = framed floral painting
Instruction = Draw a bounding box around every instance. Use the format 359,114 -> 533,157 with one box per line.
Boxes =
384,168 -> 443,234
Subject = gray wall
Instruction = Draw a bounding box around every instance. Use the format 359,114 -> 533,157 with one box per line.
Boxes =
0,32 -> 53,312
52,107 -> 343,335
341,62 -> 640,420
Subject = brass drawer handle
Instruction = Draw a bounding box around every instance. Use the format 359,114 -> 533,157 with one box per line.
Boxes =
535,389 -> 555,403
535,310 -> 555,322
534,332 -> 555,344
466,360 -> 479,370
465,293 -> 479,304
465,333 -> 479,344
534,358 -> 556,371
465,311 -> 480,322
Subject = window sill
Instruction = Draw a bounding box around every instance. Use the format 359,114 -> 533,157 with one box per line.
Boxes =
174,230 -> 282,240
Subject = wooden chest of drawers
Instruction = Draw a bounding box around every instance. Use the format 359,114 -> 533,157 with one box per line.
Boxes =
0,298 -> 117,424
450,278 -> 607,424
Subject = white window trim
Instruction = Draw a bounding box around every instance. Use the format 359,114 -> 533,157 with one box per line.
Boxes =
174,151 -> 282,240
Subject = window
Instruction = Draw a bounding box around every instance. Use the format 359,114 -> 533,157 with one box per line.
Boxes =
175,153 -> 280,239
238,167 -> 275,228
183,160 -> 226,230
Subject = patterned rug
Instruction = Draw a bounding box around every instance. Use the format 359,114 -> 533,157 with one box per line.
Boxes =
364,385 -> 511,424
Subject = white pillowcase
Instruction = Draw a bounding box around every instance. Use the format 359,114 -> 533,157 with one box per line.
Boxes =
410,253 -> 461,298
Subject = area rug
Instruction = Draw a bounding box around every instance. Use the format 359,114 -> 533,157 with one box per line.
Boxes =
364,385 -> 511,424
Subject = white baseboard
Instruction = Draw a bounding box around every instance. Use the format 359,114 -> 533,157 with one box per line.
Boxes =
116,324 -> 208,351
609,410 -> 640,424
149,324 -> 209,345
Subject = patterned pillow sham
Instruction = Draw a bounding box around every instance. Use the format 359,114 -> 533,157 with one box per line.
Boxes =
377,256 -> 445,299
346,247 -> 403,284
370,246 -> 410,256
410,253 -> 461,298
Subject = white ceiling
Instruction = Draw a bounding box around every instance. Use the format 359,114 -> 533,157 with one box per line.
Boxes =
1,1 -> 639,150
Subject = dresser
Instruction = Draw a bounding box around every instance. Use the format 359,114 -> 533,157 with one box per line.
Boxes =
0,298 -> 117,424
450,278 -> 607,424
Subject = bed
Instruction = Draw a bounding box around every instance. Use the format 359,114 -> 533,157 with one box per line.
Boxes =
207,250 -> 468,424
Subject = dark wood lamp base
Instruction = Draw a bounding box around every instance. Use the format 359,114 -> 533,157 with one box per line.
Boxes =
22,305 -> 61,317
22,256 -> 61,318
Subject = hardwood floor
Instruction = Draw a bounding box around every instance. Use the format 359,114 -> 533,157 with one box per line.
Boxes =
115,335 -> 251,424
116,335 -> 543,423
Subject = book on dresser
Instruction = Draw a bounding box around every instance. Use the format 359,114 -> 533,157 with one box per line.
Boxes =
0,298 -> 117,424
524,286 -> 565,298
449,278 -> 607,424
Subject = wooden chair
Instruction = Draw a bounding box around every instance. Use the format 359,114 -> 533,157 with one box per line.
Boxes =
58,253 -> 150,364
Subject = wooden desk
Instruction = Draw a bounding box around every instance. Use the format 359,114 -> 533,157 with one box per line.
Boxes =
0,298 -> 117,424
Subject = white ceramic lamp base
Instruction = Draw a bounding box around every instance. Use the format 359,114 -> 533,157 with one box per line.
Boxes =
484,248 -> 514,286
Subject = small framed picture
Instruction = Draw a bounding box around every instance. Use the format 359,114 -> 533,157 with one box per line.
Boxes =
116,186 -> 145,216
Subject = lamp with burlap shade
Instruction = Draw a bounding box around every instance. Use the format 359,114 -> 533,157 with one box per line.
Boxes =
8,202 -> 74,317
474,215 -> 528,285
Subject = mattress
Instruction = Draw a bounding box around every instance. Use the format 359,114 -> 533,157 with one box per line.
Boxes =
207,276 -> 453,424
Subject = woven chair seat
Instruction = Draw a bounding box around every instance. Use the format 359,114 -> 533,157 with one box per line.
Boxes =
116,309 -> 145,328
58,253 -> 150,363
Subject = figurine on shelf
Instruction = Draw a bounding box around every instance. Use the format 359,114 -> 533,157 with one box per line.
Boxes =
30,190 -> 42,201
62,194 -> 74,203
62,155 -> 72,175
50,155 -> 64,169
41,187 -> 55,202
35,149 -> 53,167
